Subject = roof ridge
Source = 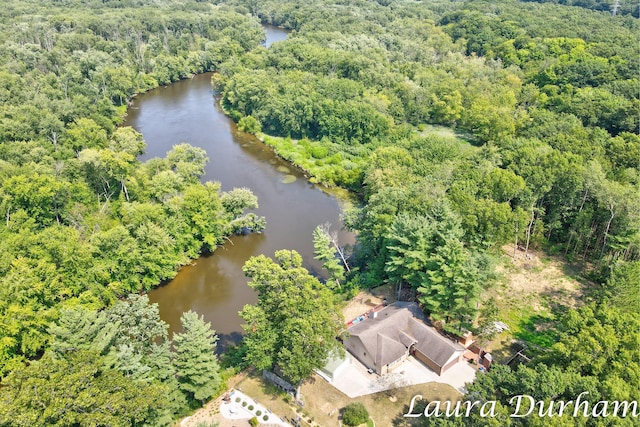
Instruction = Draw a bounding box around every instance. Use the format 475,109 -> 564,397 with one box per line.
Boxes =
408,317 -> 464,351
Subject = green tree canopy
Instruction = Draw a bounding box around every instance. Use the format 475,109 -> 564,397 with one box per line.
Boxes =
240,250 -> 344,385
342,402 -> 369,426
0,350 -> 169,427
173,310 -> 221,403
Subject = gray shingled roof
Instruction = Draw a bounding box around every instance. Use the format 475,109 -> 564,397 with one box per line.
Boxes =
347,302 -> 463,369
407,317 -> 464,366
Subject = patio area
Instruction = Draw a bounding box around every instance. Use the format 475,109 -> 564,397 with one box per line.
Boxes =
219,389 -> 291,427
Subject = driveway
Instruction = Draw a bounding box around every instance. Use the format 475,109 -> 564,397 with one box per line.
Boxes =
331,354 -> 476,398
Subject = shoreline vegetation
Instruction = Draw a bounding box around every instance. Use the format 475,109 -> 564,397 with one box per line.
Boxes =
0,0 -> 638,426
218,89 -> 357,209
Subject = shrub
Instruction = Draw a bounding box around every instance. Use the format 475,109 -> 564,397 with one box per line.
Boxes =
238,116 -> 261,134
263,414 -> 269,421
235,397 -> 240,403
248,405 -> 254,411
256,410 -> 262,416
309,144 -> 329,159
249,417 -> 259,427
342,402 -> 369,426
242,401 -> 247,407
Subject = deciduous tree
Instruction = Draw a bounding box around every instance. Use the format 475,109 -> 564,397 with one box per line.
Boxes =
240,250 -> 343,390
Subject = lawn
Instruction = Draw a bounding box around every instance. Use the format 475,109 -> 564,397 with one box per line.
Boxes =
307,374 -> 461,427
227,370 -> 461,427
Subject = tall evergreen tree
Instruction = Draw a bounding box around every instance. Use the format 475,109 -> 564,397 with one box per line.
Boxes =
146,341 -> 187,426
106,294 -> 168,353
173,311 -> 221,403
48,307 -> 118,356
384,204 -> 486,327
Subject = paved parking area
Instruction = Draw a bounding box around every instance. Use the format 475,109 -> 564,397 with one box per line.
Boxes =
331,354 -> 476,398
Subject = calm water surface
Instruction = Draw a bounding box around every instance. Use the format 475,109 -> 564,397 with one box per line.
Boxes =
123,29 -> 352,347
263,24 -> 289,48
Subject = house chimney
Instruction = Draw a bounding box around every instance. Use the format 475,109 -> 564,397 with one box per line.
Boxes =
458,331 -> 474,348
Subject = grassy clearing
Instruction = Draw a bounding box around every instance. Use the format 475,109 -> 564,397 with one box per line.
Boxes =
418,124 -> 478,147
486,246 -> 591,361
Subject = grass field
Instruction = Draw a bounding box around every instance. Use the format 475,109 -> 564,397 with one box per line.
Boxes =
223,370 -> 461,427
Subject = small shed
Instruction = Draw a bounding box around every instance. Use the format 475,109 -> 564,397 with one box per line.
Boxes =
480,352 -> 493,371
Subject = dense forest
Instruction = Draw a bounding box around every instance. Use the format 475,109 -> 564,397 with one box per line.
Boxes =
0,0 -> 638,426
522,0 -> 639,17
217,0 -> 638,303
218,0 -> 639,425
0,0 -> 266,424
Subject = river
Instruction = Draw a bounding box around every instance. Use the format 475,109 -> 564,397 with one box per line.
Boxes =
123,26 -> 353,347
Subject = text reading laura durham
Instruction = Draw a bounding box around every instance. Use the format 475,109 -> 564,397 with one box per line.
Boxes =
404,393 -> 638,419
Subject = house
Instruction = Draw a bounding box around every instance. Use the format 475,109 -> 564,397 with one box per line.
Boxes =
343,302 -> 464,375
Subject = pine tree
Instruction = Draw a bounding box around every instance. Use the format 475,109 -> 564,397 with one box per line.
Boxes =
384,205 -> 486,327
109,343 -> 151,381
145,341 -> 187,426
48,307 -> 118,356
106,294 -> 168,352
173,311 -> 221,403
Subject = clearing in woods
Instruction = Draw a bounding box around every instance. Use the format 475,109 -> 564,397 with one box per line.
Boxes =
486,245 -> 592,361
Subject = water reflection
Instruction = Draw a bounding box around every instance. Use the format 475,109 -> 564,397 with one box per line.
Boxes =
124,73 -> 353,346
